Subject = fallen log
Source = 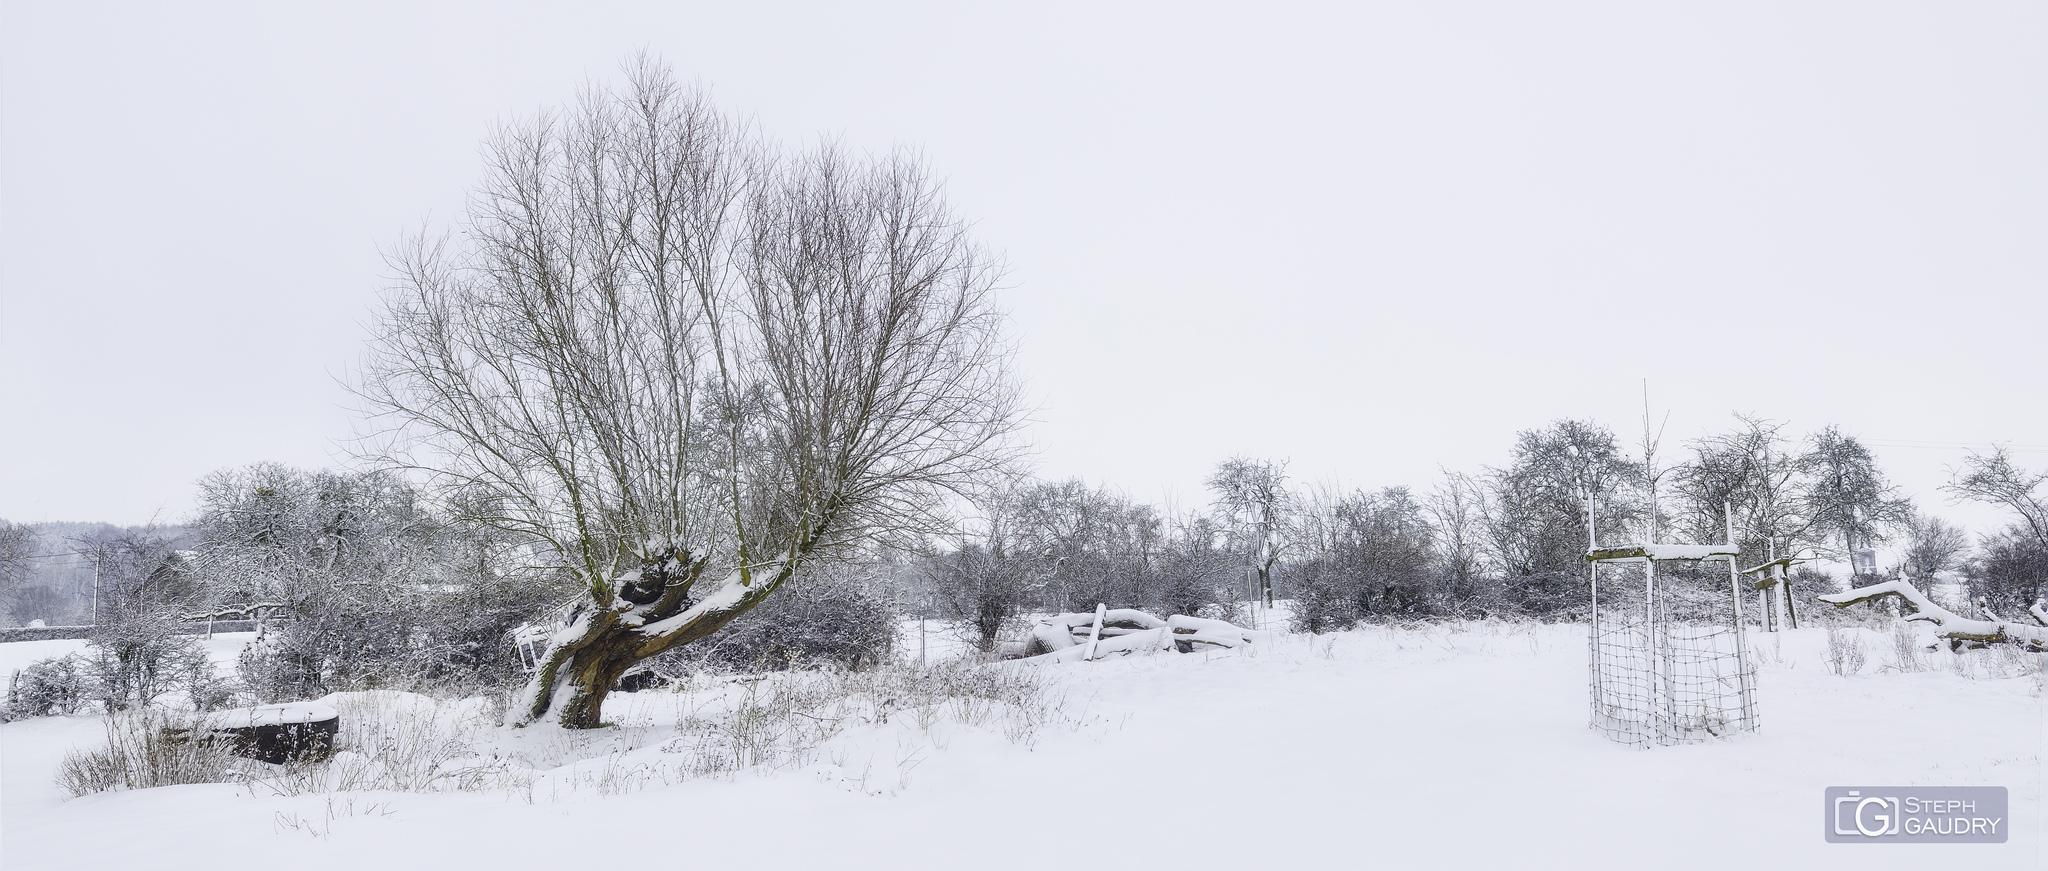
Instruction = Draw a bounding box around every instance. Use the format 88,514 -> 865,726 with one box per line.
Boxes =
1817,580 -> 2048,653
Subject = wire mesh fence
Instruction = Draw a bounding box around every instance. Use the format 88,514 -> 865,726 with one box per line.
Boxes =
1589,561 -> 1758,747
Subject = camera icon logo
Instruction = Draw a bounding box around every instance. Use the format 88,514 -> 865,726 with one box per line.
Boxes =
1833,791 -> 1901,838
1825,785 -> 2006,844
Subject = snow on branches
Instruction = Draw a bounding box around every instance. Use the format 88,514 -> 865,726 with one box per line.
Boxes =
1818,579 -> 2048,653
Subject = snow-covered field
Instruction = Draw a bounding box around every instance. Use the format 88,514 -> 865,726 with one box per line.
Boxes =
2,623 -> 2040,870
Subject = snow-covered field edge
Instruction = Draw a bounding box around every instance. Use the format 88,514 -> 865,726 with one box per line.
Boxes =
1,621 -> 2040,870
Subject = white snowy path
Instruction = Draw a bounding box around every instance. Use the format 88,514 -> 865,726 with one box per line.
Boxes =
2,625 -> 2039,869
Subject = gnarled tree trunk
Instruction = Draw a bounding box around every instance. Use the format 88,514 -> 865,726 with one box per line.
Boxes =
514,557 -> 801,729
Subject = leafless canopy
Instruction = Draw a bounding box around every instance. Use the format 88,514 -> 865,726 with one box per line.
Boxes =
358,57 -> 1019,726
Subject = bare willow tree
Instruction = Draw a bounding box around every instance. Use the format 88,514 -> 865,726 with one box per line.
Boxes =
361,58 -> 1018,728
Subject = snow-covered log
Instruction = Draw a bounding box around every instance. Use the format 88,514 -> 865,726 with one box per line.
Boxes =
2031,599 -> 2048,627
1029,620 -> 1077,652
1016,608 -> 1259,661
1817,580 -> 2048,653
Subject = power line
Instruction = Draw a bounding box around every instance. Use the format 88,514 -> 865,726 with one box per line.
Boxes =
1864,439 -> 2048,454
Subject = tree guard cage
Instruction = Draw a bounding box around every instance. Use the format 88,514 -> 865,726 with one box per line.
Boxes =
1586,518 -> 1759,747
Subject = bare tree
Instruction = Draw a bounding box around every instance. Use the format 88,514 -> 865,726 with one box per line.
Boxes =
1010,479 -> 1158,613
74,529 -> 215,710
0,520 -> 37,621
1151,511 -> 1235,618
1947,447 -> 2048,551
1207,457 -> 1292,607
1802,426 -> 1909,573
1290,485 -> 1439,630
1478,420 -> 1638,615
361,57 -> 1018,728
1426,473 -> 1490,609
1670,416 -> 1811,560
1947,448 -> 2048,617
923,542 -> 1029,652
1899,511 -> 1970,583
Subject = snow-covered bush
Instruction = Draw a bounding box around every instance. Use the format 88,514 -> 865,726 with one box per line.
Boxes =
1971,525 -> 2048,617
662,564 -> 898,673
4,654 -> 91,720
1287,559 -> 1361,633
56,707 -> 239,796
236,631 -> 332,703
5,635 -> 229,721
85,627 -> 226,711
197,464 -> 577,700
1889,622 -> 1928,672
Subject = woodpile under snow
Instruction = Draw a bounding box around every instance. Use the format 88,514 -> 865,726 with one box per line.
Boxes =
1015,606 -> 1260,662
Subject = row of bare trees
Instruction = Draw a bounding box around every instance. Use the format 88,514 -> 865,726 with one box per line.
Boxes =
915,477 -> 1242,650
914,417 -> 2032,636
907,417 -> 2043,643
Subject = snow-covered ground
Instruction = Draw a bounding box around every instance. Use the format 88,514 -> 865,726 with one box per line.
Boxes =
2,623 -> 2039,870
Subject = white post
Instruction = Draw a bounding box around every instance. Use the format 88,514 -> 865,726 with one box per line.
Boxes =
1082,603 -> 1106,662
1587,493 -> 1600,730
1725,501 -> 1754,731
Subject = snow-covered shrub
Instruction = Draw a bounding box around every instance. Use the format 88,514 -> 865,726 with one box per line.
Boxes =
195,464 -> 577,699
1287,558 -> 1360,634
6,636 -> 227,720
4,654 -> 91,720
1970,526 -> 2048,617
56,707 -> 239,796
664,565 -> 897,673
237,620 -> 414,702
1288,486 -> 1463,626
1825,629 -> 1867,677
84,624 -> 222,711
236,630 -> 328,703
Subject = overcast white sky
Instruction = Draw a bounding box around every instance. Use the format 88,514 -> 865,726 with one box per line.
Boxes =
2,2 -> 2043,538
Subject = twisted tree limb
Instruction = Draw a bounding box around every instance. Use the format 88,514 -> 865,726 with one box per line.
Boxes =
1817,580 -> 2048,653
